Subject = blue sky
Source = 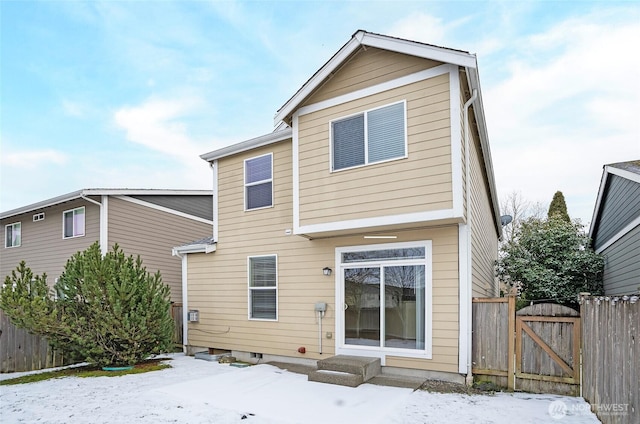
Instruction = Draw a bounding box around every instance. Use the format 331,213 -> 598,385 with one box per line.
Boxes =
1,0 -> 639,226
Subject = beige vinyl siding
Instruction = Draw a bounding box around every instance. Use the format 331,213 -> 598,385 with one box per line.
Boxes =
468,116 -> 499,298
298,73 -> 452,227
0,199 -> 100,286
303,47 -> 443,105
107,197 -> 212,301
187,139 -> 460,374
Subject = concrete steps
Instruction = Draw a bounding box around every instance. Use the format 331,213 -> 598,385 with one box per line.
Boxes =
308,355 -> 381,387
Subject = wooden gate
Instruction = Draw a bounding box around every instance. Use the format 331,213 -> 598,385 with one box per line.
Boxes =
515,303 -> 580,395
472,297 -> 581,396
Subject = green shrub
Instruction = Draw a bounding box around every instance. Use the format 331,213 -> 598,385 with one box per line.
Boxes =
1,242 -> 174,367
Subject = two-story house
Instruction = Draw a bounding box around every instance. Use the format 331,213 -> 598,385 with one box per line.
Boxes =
175,30 -> 501,383
1,189 -> 213,302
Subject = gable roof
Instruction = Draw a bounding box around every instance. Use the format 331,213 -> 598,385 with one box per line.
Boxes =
199,29 -> 501,234
0,189 -> 212,220
589,160 -> 640,249
274,30 -> 478,126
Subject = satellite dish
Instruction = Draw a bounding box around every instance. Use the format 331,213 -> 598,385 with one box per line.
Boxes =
500,215 -> 513,226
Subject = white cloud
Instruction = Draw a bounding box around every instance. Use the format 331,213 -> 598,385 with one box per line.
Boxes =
481,10 -> 640,224
0,149 -> 68,169
114,97 -> 207,163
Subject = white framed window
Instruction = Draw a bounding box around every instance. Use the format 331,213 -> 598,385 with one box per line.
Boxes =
331,100 -> 407,171
336,240 -> 432,360
5,222 -> 21,248
244,153 -> 273,211
248,255 -> 277,320
33,212 -> 45,222
63,207 -> 85,239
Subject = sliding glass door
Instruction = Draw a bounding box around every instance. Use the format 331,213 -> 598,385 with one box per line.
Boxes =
340,244 -> 428,353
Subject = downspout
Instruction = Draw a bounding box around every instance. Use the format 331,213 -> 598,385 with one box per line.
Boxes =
81,194 -> 107,255
463,88 -> 478,386
172,248 -> 189,354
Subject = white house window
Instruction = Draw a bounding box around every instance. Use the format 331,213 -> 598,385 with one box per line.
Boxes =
5,222 -> 21,248
337,241 -> 432,359
63,207 -> 85,239
248,255 -> 277,320
331,101 -> 406,171
245,153 -> 273,210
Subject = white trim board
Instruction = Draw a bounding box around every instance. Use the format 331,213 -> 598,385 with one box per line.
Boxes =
589,165 -> 640,239
295,209 -> 459,236
458,223 -> 470,374
449,70 -> 464,219
334,240 -> 433,364
297,64 -> 455,117
114,195 -> 214,225
595,216 -> 640,254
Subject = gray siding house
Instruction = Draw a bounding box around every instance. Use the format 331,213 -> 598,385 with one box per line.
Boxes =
589,161 -> 640,295
1,189 -> 213,301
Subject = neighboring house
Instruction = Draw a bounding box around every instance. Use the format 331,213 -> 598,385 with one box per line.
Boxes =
174,30 -> 501,382
589,160 -> 640,295
1,189 -> 213,301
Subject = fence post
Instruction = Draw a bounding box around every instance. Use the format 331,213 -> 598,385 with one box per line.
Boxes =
507,294 -> 516,391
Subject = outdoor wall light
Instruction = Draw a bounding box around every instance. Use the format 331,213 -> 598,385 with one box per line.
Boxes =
323,267 -> 332,276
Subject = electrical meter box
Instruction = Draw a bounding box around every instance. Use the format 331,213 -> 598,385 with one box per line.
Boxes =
314,302 -> 327,312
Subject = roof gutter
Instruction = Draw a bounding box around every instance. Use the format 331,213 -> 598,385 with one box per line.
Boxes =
200,128 -> 292,162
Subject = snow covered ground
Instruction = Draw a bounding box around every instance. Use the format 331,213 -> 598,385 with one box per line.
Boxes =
0,353 -> 600,423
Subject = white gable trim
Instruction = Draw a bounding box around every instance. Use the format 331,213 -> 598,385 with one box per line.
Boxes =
114,195 -> 214,225
274,37 -> 362,125
274,30 -> 477,126
589,169 -> 610,238
358,32 -> 477,69
607,165 -> 640,184
589,165 -> 640,239
297,64 -> 455,117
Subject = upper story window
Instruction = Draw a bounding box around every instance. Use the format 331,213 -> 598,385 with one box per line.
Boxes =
63,207 -> 85,239
331,101 -> 407,171
248,255 -> 278,320
245,153 -> 273,211
5,222 -> 21,248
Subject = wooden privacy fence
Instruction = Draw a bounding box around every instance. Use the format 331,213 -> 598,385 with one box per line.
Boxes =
171,303 -> 183,345
2,304 -> 184,373
472,297 -> 581,396
581,295 -> 639,424
0,309 -> 68,373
